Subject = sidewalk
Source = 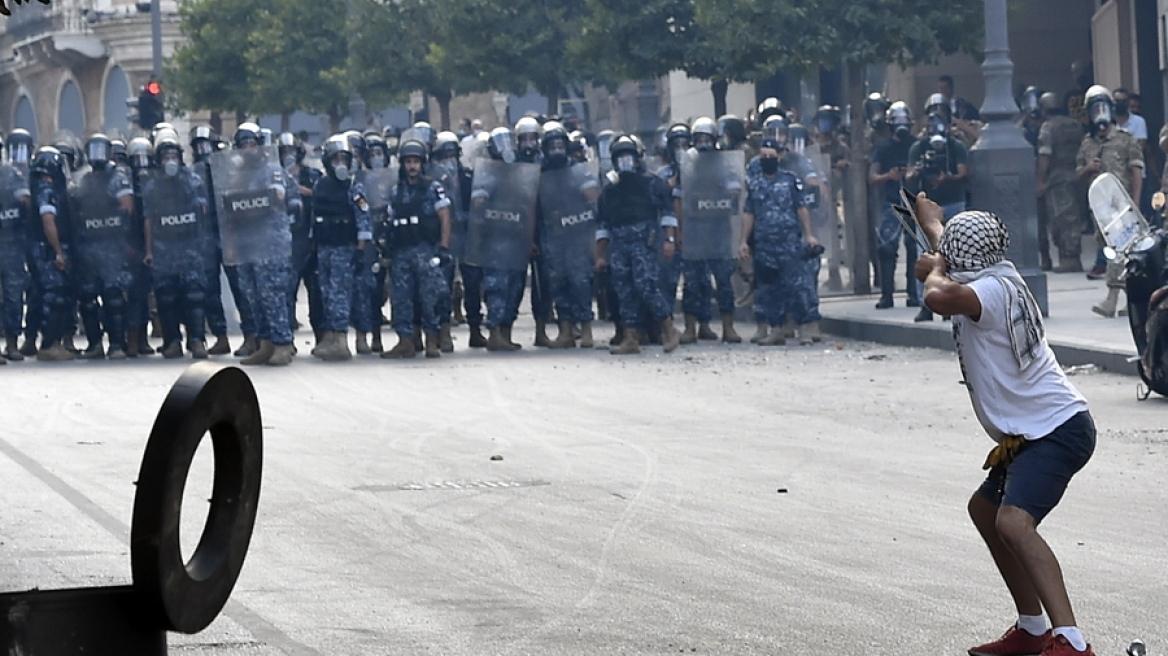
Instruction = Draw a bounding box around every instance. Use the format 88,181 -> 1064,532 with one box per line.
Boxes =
819,268 -> 1140,376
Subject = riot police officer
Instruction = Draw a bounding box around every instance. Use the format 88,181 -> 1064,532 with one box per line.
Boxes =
380,139 -> 452,359
190,125 -> 234,355
0,135 -> 30,362
29,148 -> 76,361
311,135 -> 371,361
73,133 -> 136,359
430,130 -> 470,351
594,135 -> 681,354
678,116 -> 742,344
539,121 -> 600,349
354,132 -> 393,354
869,101 -> 919,310
142,133 -> 212,359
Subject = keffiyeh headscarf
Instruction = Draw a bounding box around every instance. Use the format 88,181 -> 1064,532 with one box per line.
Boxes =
939,211 -> 1045,370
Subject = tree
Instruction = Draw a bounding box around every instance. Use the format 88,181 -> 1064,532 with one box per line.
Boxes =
167,0 -> 266,117
246,0 -> 350,131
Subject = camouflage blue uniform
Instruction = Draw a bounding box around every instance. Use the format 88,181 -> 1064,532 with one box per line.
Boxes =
655,163 -> 684,308
540,163 -> 600,323
142,167 -> 212,345
744,166 -> 819,325
125,165 -> 154,346
194,160 -> 231,341
311,174 -> 371,332
0,165 -> 30,339
387,176 -> 450,337
220,157 -> 295,346
597,172 -> 677,331
291,165 -> 323,335
30,179 -> 74,348
73,167 -> 135,351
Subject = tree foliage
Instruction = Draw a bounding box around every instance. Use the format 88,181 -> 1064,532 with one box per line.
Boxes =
167,0 -> 262,115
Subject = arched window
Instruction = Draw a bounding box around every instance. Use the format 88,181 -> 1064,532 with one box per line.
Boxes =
58,81 -> 85,137
14,96 -> 37,142
103,66 -> 130,134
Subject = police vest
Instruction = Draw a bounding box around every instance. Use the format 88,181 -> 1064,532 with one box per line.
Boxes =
388,180 -> 440,252
603,174 -> 658,229
313,175 -> 357,247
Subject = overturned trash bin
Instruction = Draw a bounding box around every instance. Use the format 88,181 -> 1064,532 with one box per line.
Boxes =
0,362 -> 263,654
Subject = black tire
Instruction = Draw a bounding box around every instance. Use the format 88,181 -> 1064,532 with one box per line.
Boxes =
131,362 -> 263,634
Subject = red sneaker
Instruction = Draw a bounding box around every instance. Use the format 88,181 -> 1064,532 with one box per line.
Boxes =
1086,266 -> 1107,280
969,625 -> 1051,656
1040,635 -> 1094,656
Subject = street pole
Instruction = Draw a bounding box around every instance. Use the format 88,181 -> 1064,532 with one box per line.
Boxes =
150,0 -> 161,78
969,0 -> 1048,315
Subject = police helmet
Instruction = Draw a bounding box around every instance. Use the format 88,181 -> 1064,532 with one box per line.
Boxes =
761,115 -> 788,142
666,123 -> 691,151
541,120 -> 568,150
757,97 -> 784,123
433,131 -> 460,162
150,122 -> 176,144
85,133 -> 112,168
864,93 -> 891,129
364,132 -> 390,167
515,116 -> 542,156
397,139 -> 428,164
30,146 -> 66,183
924,93 -> 951,122
322,134 -> 353,173
153,132 -> 184,165
1019,86 -> 1043,118
52,133 -> 81,171
1085,85 -> 1114,130
487,127 -> 516,163
886,101 -> 914,128
411,121 -> 435,147
7,129 -> 34,166
343,130 -> 367,163
567,130 -> 587,159
609,134 -> 641,172
258,128 -> 273,146
1039,92 -> 1062,113
814,105 -> 842,134
128,137 -> 153,170
717,115 -> 746,148
382,125 -> 401,154
190,125 -> 218,157
110,139 -> 129,167
153,127 -> 180,150
234,122 -> 262,149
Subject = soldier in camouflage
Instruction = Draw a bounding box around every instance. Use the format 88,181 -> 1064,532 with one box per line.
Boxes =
1037,92 -> 1086,273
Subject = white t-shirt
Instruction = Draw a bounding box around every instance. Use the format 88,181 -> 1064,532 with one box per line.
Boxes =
952,277 -> 1088,442
1117,113 -> 1148,141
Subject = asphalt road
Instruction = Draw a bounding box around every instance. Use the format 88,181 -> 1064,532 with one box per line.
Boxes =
1,335 -> 1165,655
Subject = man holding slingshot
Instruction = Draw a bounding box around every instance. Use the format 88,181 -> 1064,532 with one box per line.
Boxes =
909,192 -> 1097,656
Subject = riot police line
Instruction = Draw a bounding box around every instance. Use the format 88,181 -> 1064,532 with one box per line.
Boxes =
0,106 -> 850,365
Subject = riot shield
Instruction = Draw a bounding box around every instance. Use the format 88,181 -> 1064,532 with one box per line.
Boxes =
680,149 -> 744,260
463,160 -> 540,271
0,166 -> 25,266
539,165 -> 599,279
211,146 -> 291,266
428,160 -> 466,258
72,168 -> 132,281
141,170 -> 212,276
1088,172 -> 1151,253
807,145 -> 845,290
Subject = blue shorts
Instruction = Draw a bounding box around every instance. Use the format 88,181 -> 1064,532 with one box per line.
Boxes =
975,410 -> 1095,524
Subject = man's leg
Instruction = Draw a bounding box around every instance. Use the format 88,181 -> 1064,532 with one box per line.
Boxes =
968,492 -> 1043,617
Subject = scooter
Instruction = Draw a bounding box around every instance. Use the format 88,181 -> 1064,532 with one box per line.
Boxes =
1087,174 -> 1168,399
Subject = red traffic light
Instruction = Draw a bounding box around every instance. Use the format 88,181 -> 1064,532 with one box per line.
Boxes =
145,81 -> 161,95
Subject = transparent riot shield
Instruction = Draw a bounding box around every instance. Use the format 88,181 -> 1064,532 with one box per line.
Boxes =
211,146 -> 291,266
72,168 -> 132,281
1089,172 -> 1151,253
0,165 -> 25,264
141,169 -> 211,276
807,145 -> 845,291
463,160 -> 540,271
539,165 -> 599,279
427,160 -> 466,258
357,166 -> 395,271
680,149 -> 744,260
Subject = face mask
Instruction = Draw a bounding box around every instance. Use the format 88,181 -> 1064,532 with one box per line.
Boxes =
615,154 -> 636,173
759,157 -> 780,175
894,125 -> 912,141
334,165 -> 350,181
282,155 -> 296,169
163,160 -> 179,177
369,155 -> 386,169
1114,100 -> 1129,116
